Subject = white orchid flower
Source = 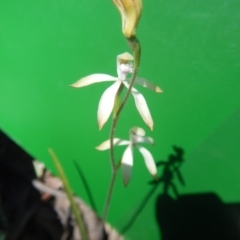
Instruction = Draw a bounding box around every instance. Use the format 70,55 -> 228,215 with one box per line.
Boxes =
71,52 -> 163,130
96,127 -> 158,186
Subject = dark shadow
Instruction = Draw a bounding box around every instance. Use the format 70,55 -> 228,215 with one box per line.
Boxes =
0,130 -> 109,240
121,146 -> 185,233
73,160 -> 97,212
153,148 -> 240,240
156,193 -> 240,240
150,145 -> 185,197
0,130 -> 63,240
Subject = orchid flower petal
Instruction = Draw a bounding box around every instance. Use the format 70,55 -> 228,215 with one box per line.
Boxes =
96,138 -> 130,151
130,127 -> 153,144
117,63 -> 133,80
117,53 -> 134,80
98,81 -> 122,130
124,82 -> 154,130
126,78 -> 163,93
132,136 -> 154,145
137,146 -> 157,178
130,126 -> 146,136
117,52 -> 134,63
71,74 -> 118,88
121,145 -> 133,187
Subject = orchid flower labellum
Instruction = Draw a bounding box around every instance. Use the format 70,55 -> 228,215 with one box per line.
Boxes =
112,0 -> 143,38
71,53 -> 163,130
96,126 -> 158,186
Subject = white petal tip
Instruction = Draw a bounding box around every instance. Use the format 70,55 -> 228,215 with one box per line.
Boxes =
70,83 -> 80,88
149,124 -> 154,131
143,119 -> 153,131
122,171 -> 131,187
121,146 -> 133,187
156,87 -> 163,93
98,115 -> 107,131
145,121 -> 154,131
98,124 -> 104,131
122,169 -> 131,187
95,139 -> 111,151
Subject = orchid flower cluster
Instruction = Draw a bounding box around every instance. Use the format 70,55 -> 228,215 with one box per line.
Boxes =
71,53 -> 162,130
71,52 -> 162,185
55,0 -> 162,234
96,126 -> 158,186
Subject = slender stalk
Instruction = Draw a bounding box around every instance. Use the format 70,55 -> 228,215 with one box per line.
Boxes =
102,36 -> 141,221
48,148 -> 89,240
102,169 -> 117,220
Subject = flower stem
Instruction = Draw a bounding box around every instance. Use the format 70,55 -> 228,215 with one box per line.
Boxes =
102,36 -> 141,221
48,148 -> 89,240
102,168 -> 117,220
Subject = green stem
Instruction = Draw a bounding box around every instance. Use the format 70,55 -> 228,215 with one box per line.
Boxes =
102,36 -> 141,221
102,169 -> 117,221
48,148 -> 89,240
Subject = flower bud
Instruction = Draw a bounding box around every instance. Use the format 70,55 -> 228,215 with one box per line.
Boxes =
112,0 -> 142,38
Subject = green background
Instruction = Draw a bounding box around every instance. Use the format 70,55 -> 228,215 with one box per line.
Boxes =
0,0 -> 240,239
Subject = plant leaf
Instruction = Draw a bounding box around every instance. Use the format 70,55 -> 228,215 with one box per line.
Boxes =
121,145 -> 133,187
96,138 -> 130,151
137,146 -> 157,179
48,149 -> 88,239
71,74 -> 117,88
98,81 -> 121,130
